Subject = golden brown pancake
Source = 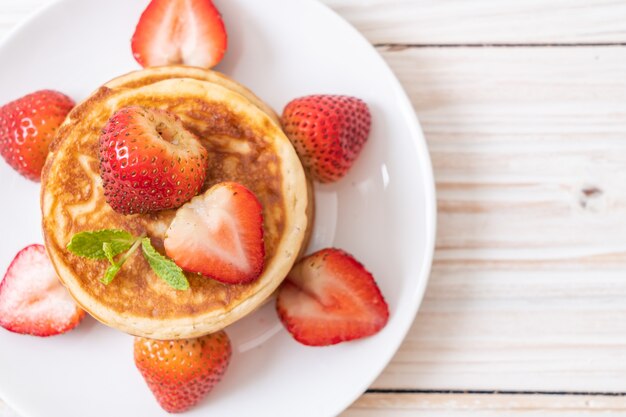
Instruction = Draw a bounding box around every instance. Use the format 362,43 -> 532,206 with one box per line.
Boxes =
41,68 -> 310,339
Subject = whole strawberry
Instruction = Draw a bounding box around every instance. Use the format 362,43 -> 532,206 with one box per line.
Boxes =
0,90 -> 74,181
99,106 -> 208,215
134,331 -> 232,413
282,95 -> 371,183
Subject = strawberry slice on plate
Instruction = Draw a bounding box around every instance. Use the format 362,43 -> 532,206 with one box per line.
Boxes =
99,105 -> 208,215
165,181 -> 265,284
0,90 -> 74,181
131,0 -> 228,68
276,248 -> 389,346
282,95 -> 371,183
0,244 -> 85,337
134,331 -> 232,413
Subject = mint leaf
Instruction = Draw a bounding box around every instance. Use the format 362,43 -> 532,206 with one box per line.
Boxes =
67,230 -> 135,259
141,238 -> 189,291
102,242 -> 116,265
101,264 -> 122,285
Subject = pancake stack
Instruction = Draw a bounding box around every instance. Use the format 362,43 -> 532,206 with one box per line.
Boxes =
41,66 -> 313,339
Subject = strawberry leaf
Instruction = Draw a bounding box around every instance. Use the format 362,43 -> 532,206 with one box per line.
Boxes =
141,238 -> 189,291
67,229 -> 135,259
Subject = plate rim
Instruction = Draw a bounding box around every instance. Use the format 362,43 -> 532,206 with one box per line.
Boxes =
302,2 -> 437,415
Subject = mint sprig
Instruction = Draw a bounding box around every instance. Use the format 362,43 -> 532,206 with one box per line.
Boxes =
67,229 -> 189,291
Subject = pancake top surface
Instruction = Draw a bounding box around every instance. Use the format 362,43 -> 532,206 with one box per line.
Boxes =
41,69 -> 308,339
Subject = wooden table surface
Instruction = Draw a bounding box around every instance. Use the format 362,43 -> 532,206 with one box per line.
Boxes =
2,0 -> 626,416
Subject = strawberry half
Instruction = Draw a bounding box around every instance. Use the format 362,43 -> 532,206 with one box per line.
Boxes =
99,106 -> 208,215
134,331 -> 232,413
131,0 -> 228,68
0,244 -> 85,337
165,182 -> 264,284
281,95 -> 371,183
276,248 -> 389,346
0,90 -> 74,181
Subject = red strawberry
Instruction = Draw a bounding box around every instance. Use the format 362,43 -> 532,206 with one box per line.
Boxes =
134,331 -> 232,413
165,182 -> 264,284
131,0 -> 228,68
276,248 -> 389,346
0,244 -> 85,337
99,106 -> 208,215
281,95 -> 371,183
0,90 -> 74,181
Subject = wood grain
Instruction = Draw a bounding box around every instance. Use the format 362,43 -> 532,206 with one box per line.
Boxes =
342,393 -> 626,416
387,46 -> 626,262
322,0 -> 626,44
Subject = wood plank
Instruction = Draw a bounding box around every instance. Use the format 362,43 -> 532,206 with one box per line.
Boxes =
369,46 -> 626,392
2,0 -> 626,44
375,265 -> 626,391
323,0 -> 626,44
386,46 -> 626,263
342,393 -> 626,416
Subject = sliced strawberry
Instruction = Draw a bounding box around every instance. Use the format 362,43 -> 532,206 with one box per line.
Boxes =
131,0 -> 228,68
165,182 -> 265,284
281,95 -> 371,183
134,331 -> 231,413
276,248 -> 389,346
0,244 -> 85,337
99,106 -> 208,215
0,90 -> 74,181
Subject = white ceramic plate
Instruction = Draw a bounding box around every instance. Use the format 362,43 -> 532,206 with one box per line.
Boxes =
0,0 -> 435,416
